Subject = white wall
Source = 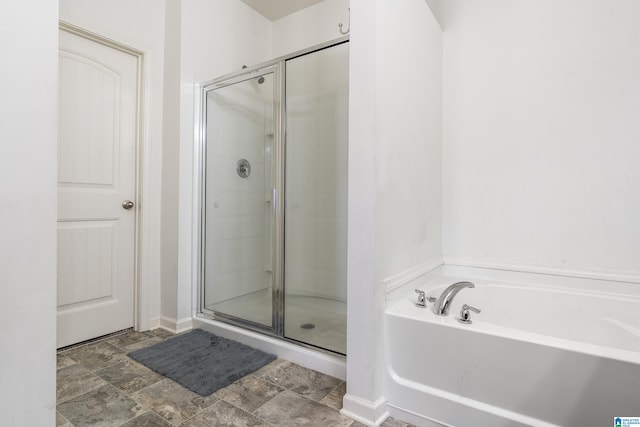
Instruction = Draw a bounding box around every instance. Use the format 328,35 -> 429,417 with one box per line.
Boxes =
343,1 -> 381,421
375,0 -> 443,280
0,0 -> 58,424
439,0 -> 640,279
161,0 -> 182,325
59,0 -> 168,329
180,0 -> 273,84
272,0 -> 349,57
343,0 -> 443,424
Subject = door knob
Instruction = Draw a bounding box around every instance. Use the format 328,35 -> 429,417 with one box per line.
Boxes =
122,200 -> 135,210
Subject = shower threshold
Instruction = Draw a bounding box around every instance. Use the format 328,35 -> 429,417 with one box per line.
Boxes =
205,290 -> 346,355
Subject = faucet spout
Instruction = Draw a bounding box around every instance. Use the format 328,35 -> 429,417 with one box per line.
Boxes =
433,281 -> 475,316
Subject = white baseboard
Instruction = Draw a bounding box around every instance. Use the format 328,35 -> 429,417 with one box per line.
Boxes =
147,316 -> 161,330
158,316 -> 193,334
341,394 -> 389,427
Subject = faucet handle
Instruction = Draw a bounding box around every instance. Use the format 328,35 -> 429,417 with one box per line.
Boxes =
458,304 -> 481,324
463,304 -> 481,314
414,289 -> 426,307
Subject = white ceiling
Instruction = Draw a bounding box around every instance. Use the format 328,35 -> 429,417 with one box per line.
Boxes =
239,0 -> 326,21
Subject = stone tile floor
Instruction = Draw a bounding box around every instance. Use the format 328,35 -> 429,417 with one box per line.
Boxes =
57,329 -> 413,427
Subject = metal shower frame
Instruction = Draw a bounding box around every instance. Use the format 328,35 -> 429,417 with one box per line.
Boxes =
195,36 -> 349,355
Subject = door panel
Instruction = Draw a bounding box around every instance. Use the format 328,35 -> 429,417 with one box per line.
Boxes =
57,27 -> 138,348
58,51 -> 118,186
57,221 -> 117,306
203,69 -> 277,329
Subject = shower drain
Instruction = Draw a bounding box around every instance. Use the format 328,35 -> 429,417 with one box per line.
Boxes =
300,323 -> 316,330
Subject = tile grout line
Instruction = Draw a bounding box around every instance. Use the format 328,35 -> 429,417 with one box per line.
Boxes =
127,376 -> 171,398
115,410 -> 161,427
167,403 -> 213,426
240,391 -> 357,427
246,362 -> 347,409
56,368 -> 106,406
123,374 -> 220,426
56,410 -> 74,427
316,379 -> 346,411
149,386 -> 220,426
224,395 -> 278,427
58,382 -> 130,426
102,381 -> 144,427
241,372 -> 353,425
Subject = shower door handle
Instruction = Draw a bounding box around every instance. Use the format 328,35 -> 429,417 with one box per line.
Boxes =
272,188 -> 277,209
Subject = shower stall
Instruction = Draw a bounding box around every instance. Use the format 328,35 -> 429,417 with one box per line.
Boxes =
198,39 -> 348,355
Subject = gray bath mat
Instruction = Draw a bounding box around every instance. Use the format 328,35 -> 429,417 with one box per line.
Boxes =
128,329 -> 276,396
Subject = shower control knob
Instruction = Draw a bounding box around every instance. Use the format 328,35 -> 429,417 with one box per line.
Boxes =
122,200 -> 135,210
236,159 -> 251,178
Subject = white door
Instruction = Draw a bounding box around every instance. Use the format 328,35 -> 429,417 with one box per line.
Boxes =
57,27 -> 139,348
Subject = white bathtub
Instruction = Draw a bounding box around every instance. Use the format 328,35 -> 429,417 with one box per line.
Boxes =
384,268 -> 640,427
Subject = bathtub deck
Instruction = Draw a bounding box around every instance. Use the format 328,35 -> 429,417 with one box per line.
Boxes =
385,266 -> 640,427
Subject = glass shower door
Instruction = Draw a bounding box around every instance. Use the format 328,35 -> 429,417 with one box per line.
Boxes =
200,40 -> 349,354
202,67 -> 277,329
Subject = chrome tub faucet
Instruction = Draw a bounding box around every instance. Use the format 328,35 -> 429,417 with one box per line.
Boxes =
433,281 -> 475,316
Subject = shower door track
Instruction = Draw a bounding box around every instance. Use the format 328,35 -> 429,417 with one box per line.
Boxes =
196,36 -> 349,356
